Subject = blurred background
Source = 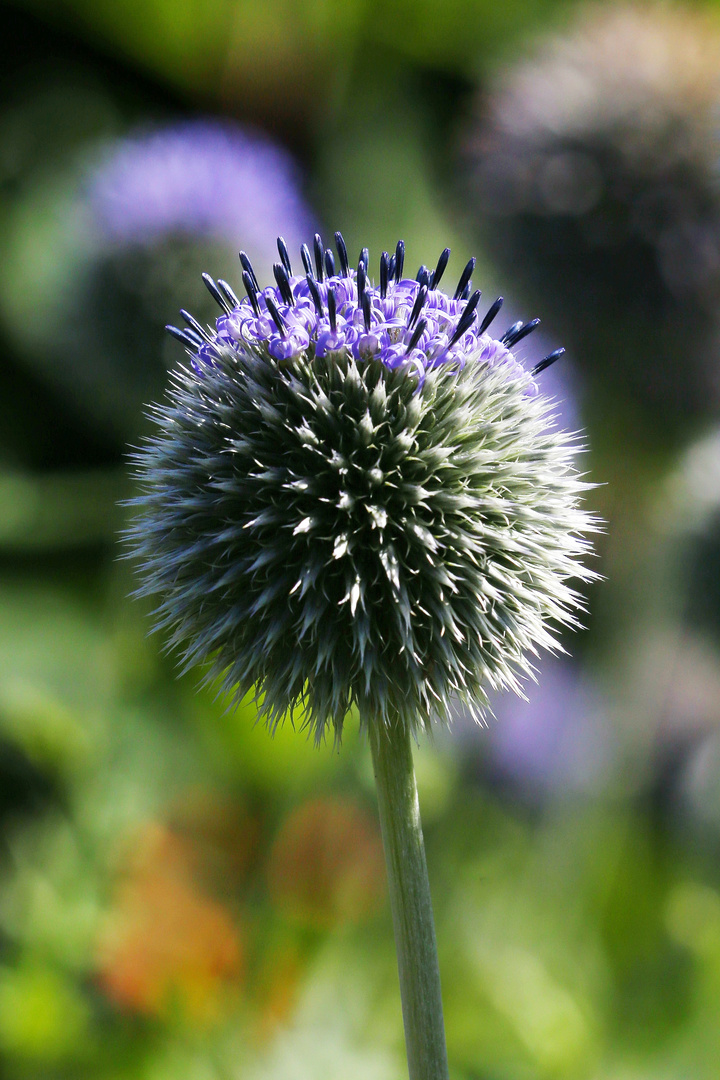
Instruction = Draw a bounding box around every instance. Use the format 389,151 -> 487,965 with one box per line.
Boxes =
1,0 -> 720,1076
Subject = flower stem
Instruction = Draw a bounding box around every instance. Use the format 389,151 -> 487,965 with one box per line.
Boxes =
369,720 -> 450,1080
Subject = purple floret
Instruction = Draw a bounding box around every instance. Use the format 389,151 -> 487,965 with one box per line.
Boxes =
180,235 -> 562,390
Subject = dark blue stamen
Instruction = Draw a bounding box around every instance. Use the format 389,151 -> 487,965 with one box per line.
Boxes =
273,263 -> 294,306
395,240 -> 405,280
388,254 -> 397,281
314,234 -> 324,280
357,262 -> 367,302
239,252 -> 259,292
416,265 -> 429,288
503,318 -> 541,348
360,247 -> 369,272
460,284 -> 471,301
380,252 -> 389,299
501,321 -> 523,346
242,271 -> 261,316
432,248 -> 450,290
277,236 -> 292,275
448,290 -> 481,346
166,324 -> 201,348
202,273 -> 232,312
454,258 -> 476,300
408,285 -> 428,329
306,274 -> 324,317
180,309 -> 209,340
301,244 -> 314,277
406,317 -> 427,353
265,295 -> 286,334
335,231 -> 350,276
532,347 -> 565,375
324,249 -> 335,278
217,279 -> 241,308
478,296 -> 504,335
362,290 -> 372,332
328,287 -> 337,333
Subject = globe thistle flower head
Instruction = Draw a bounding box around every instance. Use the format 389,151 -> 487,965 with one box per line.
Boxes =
2,119 -> 313,443
464,2 -> 720,423
128,234 -> 596,742
87,120 -> 312,252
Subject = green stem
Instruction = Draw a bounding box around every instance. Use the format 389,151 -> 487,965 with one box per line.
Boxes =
369,720 -> 450,1080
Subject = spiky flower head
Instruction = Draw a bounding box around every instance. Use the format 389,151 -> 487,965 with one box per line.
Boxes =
464,2 -> 720,425
128,233 -> 596,741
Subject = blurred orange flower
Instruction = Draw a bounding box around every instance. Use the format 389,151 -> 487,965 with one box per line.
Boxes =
97,818 -> 243,1024
267,796 -> 385,928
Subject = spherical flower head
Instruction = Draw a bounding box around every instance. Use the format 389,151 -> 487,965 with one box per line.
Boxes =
1,118 -> 313,443
463,2 -> 720,423
128,234 -> 596,741
86,119 -> 312,252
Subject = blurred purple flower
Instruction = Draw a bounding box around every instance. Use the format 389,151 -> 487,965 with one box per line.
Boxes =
491,661 -> 611,794
86,119 -> 313,254
1,117 -> 315,443
452,657 -> 613,798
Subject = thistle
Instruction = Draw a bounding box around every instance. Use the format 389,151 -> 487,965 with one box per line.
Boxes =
2,119 -> 312,442
464,2 -> 720,428
87,120 -> 311,251
130,234 -> 592,737
128,233 -> 596,1080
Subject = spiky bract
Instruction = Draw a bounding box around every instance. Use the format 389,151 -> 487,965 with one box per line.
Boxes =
129,278 -> 594,740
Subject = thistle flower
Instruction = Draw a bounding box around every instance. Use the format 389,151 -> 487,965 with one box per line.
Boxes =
1,119 -> 313,442
87,121 -> 311,250
464,2 -> 720,424
128,233 -> 595,741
